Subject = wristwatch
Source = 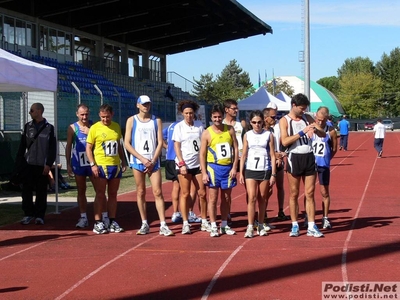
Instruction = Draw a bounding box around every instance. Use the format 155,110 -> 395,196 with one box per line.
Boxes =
271,173 -> 277,177
90,162 -> 96,167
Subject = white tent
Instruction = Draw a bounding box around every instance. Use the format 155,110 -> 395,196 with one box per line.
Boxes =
0,49 -> 57,92
238,86 -> 290,111
0,48 -> 61,211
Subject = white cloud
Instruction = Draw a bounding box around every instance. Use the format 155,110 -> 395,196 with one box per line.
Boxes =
243,0 -> 400,27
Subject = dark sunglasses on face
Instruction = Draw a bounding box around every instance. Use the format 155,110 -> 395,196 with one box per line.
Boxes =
251,121 -> 262,125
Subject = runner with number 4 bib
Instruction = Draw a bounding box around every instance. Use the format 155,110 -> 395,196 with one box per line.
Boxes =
124,95 -> 174,237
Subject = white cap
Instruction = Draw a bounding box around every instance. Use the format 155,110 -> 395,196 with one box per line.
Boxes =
137,95 -> 151,104
266,102 -> 278,109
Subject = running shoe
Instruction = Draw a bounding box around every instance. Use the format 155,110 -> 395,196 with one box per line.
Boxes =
21,216 -> 34,225
93,222 -> 108,234
303,214 -> 308,228
201,221 -> 211,232
220,225 -> 236,235
277,211 -> 290,220
103,217 -> 110,231
159,225 -> 174,236
244,225 -> 254,238
378,150 -> 383,158
171,212 -> 183,223
76,217 -> 88,228
181,224 -> 191,235
136,223 -> 150,235
289,224 -> 300,237
188,211 -> 201,223
264,223 -> 275,231
257,225 -> 268,236
109,220 -> 124,233
307,224 -> 324,238
322,217 -> 332,229
35,217 -> 44,225
210,226 -> 219,237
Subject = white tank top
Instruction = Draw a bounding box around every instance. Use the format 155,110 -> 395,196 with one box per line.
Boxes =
283,115 -> 313,154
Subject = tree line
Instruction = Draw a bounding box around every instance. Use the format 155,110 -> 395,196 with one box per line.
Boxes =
190,47 -> 400,119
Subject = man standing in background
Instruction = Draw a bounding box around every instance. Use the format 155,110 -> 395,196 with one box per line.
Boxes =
18,103 -> 57,225
373,119 -> 385,158
337,115 -> 350,151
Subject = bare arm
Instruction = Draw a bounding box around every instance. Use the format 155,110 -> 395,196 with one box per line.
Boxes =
199,129 -> 210,181
65,124 -> 74,177
229,126 -> 239,177
239,133 -> 248,185
329,126 -> 338,159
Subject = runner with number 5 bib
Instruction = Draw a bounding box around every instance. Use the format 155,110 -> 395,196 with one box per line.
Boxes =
172,100 -> 208,235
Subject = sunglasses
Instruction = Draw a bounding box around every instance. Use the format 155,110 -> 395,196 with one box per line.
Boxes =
251,121 -> 263,125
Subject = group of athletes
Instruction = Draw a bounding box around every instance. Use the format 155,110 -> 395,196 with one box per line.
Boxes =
66,93 -> 336,238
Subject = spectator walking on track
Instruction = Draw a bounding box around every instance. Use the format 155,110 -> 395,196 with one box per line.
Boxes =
373,119 -> 385,158
338,115 -> 350,151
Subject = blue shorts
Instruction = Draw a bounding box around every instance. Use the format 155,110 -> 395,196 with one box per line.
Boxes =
317,166 -> 330,185
206,163 -> 237,189
98,165 -> 122,180
130,160 -> 160,173
72,165 -> 92,177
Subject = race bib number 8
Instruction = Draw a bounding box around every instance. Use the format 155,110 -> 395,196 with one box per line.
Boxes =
79,151 -> 90,167
192,138 -> 200,153
216,142 -> 231,160
104,141 -> 118,156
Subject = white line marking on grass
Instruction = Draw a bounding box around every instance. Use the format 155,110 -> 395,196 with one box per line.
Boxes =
55,235 -> 159,300
201,240 -> 248,300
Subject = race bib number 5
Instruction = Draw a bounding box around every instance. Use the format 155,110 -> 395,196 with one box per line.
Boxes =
216,142 -> 231,160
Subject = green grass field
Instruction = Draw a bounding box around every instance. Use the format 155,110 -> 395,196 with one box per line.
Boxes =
0,168 -> 166,227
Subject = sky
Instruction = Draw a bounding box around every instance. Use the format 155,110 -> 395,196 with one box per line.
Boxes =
167,0 -> 400,88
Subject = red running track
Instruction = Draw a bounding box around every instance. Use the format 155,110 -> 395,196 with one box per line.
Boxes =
0,132 -> 399,300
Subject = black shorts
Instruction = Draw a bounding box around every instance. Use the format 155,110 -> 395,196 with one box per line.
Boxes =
180,166 -> 201,176
245,169 -> 272,181
286,152 -> 316,177
317,166 -> 330,185
165,160 -> 178,181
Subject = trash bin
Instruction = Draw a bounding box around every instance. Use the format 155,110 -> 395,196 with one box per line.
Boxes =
354,123 -> 358,131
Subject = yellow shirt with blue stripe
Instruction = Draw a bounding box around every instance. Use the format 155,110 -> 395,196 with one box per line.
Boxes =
206,125 -> 233,165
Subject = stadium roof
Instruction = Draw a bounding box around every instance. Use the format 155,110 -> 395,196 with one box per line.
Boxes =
0,0 -> 273,55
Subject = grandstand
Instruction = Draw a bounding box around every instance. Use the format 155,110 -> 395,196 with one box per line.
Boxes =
0,1 -> 272,177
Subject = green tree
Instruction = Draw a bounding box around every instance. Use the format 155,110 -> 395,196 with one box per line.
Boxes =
337,57 -> 375,79
375,47 -> 400,116
317,76 -> 339,95
337,72 -> 383,118
264,77 -> 295,97
192,60 -> 254,104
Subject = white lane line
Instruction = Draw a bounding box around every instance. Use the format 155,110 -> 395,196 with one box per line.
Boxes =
55,235 -> 159,300
0,241 -> 47,261
201,240 -> 248,300
341,157 -> 377,283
